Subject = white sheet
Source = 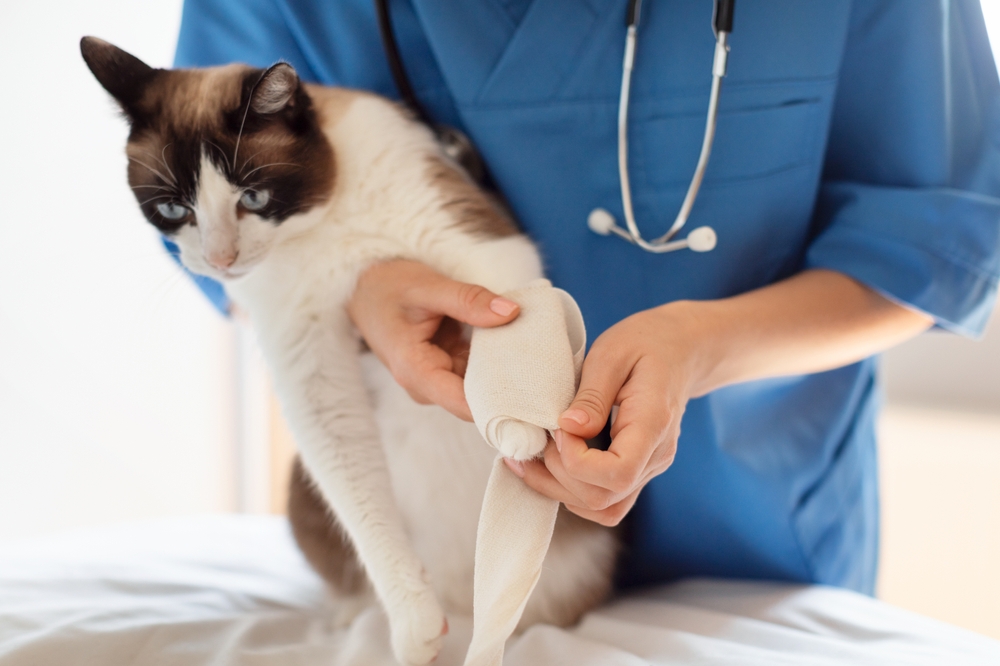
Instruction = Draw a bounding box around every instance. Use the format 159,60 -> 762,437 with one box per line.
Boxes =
0,515 -> 996,665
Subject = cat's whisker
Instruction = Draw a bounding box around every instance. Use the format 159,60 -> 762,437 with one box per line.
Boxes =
139,269 -> 190,321
160,143 -> 178,185
232,90 -> 254,169
239,149 -> 266,176
242,162 -> 301,178
205,140 -> 233,173
128,156 -> 175,187
135,149 -> 178,186
138,194 -> 174,206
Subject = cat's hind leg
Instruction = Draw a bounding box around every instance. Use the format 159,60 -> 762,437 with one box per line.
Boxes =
519,508 -> 619,630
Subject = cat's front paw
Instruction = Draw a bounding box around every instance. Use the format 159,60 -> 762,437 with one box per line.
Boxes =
494,419 -> 548,461
387,585 -> 447,665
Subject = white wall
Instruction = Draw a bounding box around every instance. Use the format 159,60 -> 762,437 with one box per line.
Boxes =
883,314 -> 1000,411
877,406 -> 1000,639
0,1 -> 239,538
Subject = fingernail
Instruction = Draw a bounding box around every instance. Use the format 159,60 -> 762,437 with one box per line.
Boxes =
504,458 -> 525,477
489,297 -> 517,317
554,429 -> 563,453
561,409 -> 590,426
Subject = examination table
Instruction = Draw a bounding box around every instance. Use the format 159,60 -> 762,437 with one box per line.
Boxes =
1,515 -> 997,665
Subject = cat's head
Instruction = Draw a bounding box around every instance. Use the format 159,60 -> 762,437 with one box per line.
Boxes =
81,37 -> 334,281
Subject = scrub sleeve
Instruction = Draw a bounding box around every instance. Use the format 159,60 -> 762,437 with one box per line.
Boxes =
807,1 -> 1000,337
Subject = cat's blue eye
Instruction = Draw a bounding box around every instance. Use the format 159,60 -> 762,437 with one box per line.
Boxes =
156,202 -> 190,220
240,189 -> 271,212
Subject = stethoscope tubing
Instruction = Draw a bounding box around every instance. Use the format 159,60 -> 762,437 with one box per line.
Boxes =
601,0 -> 731,254
374,0 -> 734,255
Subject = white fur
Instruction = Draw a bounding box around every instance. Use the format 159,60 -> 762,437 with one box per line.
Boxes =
170,95 -> 614,665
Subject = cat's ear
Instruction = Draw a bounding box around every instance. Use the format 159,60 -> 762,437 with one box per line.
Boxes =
249,63 -> 300,115
80,37 -> 159,119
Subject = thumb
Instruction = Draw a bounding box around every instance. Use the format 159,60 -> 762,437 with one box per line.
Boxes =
421,274 -> 520,328
559,351 -> 629,439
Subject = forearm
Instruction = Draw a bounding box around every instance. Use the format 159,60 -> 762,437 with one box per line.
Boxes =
520,268 -> 932,524
676,269 -> 934,397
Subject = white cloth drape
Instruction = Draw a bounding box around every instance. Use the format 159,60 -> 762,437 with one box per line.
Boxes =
2,516 -> 998,666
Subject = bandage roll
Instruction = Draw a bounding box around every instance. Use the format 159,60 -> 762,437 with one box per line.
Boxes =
465,279 -> 585,460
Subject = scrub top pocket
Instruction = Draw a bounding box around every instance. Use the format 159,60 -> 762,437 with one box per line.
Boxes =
632,97 -> 822,189
619,88 -> 834,295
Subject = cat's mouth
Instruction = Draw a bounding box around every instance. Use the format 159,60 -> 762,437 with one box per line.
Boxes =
219,266 -> 252,280
192,253 -> 263,281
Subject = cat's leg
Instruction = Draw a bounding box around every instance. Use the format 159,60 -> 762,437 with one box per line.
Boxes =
287,455 -> 369,596
271,316 -> 447,666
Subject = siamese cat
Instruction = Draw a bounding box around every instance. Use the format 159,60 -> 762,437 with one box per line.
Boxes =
81,37 -> 617,665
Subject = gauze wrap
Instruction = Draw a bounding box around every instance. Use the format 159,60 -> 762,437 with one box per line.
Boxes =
462,279 -> 586,666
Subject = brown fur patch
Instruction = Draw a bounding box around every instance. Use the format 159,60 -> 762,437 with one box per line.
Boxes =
138,65 -> 250,130
287,456 -> 370,595
425,155 -> 520,239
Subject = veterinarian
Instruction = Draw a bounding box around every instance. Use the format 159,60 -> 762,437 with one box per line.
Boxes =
172,0 -> 1000,594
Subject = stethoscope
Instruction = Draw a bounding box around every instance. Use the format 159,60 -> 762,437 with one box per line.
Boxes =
375,0 -> 735,255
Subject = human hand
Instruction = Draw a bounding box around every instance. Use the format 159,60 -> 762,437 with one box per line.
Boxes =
347,259 -> 520,421
502,269 -> 935,526
505,301 -> 706,526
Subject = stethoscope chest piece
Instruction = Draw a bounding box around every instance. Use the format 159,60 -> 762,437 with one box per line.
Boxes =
587,208 -> 717,252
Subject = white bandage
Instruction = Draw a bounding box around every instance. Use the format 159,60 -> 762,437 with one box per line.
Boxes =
462,279 -> 586,666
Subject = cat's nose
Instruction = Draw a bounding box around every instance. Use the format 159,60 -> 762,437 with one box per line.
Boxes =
205,250 -> 238,270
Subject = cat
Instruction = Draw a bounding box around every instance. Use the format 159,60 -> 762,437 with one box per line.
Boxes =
81,37 -> 618,666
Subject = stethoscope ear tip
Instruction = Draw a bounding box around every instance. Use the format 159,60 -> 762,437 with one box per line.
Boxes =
587,208 -> 617,236
686,226 -> 717,252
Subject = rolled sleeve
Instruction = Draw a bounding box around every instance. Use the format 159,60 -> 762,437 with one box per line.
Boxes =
807,184 -> 1000,336
805,0 -> 1000,337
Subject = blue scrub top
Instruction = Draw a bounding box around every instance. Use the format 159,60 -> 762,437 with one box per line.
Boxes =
174,0 -> 1000,594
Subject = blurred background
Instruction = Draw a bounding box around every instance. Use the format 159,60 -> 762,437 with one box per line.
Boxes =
0,0 -> 997,641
